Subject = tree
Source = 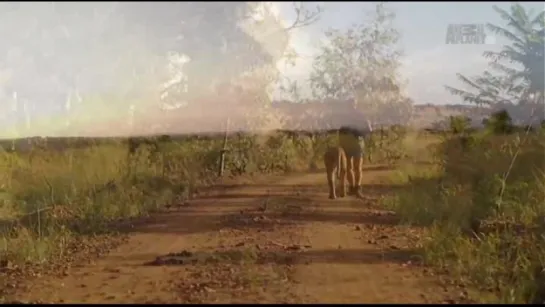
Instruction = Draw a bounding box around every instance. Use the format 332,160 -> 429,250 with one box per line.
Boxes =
309,3 -> 412,130
0,3 -> 322,137
124,2 -> 322,134
446,4 -> 544,125
483,109 -> 514,134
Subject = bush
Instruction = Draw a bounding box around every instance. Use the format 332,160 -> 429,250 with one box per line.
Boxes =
449,115 -> 472,134
366,126 -> 411,164
386,127 -> 545,303
484,109 -> 515,135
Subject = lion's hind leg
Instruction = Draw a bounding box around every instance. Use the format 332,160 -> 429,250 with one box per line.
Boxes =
338,149 -> 347,198
327,168 -> 337,199
324,149 -> 337,199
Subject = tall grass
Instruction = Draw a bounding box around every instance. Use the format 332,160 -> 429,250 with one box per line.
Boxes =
0,125 -> 420,267
0,131 -> 329,265
386,127 -> 545,303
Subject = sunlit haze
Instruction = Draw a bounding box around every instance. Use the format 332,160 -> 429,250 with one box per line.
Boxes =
0,2 -> 542,138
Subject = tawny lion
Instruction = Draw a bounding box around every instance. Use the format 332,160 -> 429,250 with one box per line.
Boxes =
323,146 -> 348,199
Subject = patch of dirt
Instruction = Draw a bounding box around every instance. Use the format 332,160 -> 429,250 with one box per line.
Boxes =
0,233 -> 128,303
8,165 -> 477,303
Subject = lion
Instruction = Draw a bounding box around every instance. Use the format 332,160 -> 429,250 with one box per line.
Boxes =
323,146 -> 348,199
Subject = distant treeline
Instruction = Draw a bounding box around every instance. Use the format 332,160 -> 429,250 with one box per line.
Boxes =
2,121 -> 542,153
0,129 -> 346,153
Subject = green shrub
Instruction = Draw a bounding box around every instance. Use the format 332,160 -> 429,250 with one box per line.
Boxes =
484,109 -> 515,135
386,130 -> 545,303
449,115 -> 472,134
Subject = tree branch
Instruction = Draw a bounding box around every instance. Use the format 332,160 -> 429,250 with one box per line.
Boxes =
284,2 -> 323,31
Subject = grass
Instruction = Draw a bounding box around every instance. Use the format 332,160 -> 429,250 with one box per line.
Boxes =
0,131 -> 338,267
0,125 -> 408,267
11,122 -> 531,302
385,127 -> 545,303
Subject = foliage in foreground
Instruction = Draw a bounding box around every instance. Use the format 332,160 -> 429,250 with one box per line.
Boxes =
387,124 -> 545,303
407,2 -> 545,301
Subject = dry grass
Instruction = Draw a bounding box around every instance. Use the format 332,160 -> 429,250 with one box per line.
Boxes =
9,124 -> 531,302
0,126 -> 409,268
0,131 -> 330,269
384,129 -> 545,303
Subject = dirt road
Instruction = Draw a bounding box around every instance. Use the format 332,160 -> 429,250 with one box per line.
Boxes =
15,165 -> 463,303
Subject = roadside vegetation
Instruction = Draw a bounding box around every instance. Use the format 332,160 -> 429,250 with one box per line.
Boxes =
385,4 -> 544,303
0,2 -> 542,304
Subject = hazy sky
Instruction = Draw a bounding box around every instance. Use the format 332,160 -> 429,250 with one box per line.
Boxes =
274,1 -> 544,105
0,2 -> 543,138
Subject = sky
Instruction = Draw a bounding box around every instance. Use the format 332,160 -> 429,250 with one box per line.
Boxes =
0,2 -> 543,138
273,1 -> 544,105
